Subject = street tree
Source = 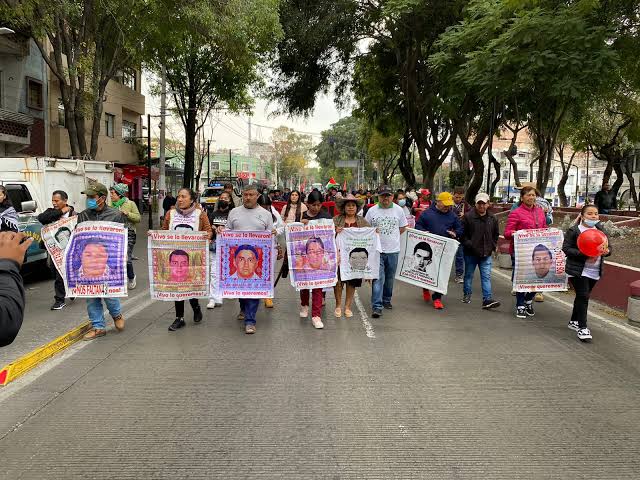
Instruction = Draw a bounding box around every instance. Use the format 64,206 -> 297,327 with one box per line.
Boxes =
315,117 -> 368,187
271,126 -> 313,189
146,0 -> 281,189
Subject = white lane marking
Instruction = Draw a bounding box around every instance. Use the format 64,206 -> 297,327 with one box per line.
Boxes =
354,292 -> 375,339
492,268 -> 640,339
0,291 -> 156,402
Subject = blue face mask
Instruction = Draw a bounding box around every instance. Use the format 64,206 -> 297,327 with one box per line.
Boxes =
398,199 -> 407,207
86,198 -> 98,210
583,219 -> 599,227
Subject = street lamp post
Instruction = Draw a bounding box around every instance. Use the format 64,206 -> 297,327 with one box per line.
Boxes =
147,113 -> 152,229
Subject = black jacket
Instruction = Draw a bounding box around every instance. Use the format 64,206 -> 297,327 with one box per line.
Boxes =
461,209 -> 499,257
37,206 -> 76,226
594,190 -> 616,211
0,259 -> 25,347
562,223 -> 611,277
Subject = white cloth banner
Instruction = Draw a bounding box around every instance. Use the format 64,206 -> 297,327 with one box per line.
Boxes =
336,227 -> 380,280
513,228 -> 567,292
395,228 -> 459,295
41,215 -> 77,277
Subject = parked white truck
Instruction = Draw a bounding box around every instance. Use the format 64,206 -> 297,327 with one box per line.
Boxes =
0,157 -> 114,266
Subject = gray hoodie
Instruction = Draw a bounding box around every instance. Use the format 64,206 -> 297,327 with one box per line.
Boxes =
77,205 -> 125,224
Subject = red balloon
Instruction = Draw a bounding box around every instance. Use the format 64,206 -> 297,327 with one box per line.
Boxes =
577,229 -> 608,257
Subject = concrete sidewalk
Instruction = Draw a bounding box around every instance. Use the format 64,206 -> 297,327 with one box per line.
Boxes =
0,253 -> 638,479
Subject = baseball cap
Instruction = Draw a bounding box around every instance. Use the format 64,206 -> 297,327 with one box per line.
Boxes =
437,192 -> 454,206
378,185 -> 393,195
475,193 -> 490,204
82,182 -> 108,197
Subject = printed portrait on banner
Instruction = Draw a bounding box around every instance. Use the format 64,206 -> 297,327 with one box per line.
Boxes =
63,221 -> 127,297
41,215 -> 78,276
216,230 -> 274,298
286,220 -> 338,290
336,227 -> 380,281
148,231 -> 209,301
513,228 -> 567,292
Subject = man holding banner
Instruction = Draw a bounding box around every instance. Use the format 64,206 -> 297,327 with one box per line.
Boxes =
224,184 -> 274,334
414,192 -> 463,310
38,190 -> 76,311
75,183 -> 127,341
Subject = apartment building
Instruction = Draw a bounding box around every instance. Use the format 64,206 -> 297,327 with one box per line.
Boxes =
0,33 -> 47,157
0,31 -> 144,166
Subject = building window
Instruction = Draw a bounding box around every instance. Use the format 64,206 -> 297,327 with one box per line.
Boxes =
517,171 -> 529,180
211,161 -> 220,171
26,77 -> 44,110
57,99 -> 65,126
122,120 -> 136,141
104,113 -> 115,138
121,70 -> 136,90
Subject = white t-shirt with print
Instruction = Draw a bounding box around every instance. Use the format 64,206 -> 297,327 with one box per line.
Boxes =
365,203 -> 408,253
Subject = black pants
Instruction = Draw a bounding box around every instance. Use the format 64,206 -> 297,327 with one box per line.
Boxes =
49,257 -> 66,303
175,299 -> 200,318
570,277 -> 598,329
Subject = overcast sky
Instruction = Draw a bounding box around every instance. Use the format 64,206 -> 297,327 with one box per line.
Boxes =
143,72 -> 345,154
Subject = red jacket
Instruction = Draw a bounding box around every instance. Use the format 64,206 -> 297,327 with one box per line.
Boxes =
504,203 -> 547,254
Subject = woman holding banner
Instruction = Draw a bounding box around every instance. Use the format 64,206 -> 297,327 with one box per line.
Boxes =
280,190 -> 307,223
298,190 -> 333,328
162,188 -> 213,331
257,193 -> 284,308
562,205 -> 611,342
333,194 -> 369,318
206,191 -> 232,309
504,185 -> 547,319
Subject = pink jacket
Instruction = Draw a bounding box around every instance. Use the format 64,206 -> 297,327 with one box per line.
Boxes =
504,204 -> 547,253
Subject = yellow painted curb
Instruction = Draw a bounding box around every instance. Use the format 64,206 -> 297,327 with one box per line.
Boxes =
0,321 -> 92,386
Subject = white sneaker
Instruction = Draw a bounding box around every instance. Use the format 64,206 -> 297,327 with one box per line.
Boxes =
207,300 -> 216,309
300,305 -> 309,318
311,316 -> 324,329
577,328 -> 592,341
567,320 -> 579,331
128,275 -> 137,289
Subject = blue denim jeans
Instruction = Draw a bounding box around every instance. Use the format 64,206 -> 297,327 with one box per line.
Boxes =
463,255 -> 493,301
86,298 -> 121,329
455,245 -> 464,276
239,298 -> 260,325
371,252 -> 399,310
511,255 -> 535,307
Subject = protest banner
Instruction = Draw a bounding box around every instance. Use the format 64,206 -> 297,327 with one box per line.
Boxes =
286,220 -> 338,290
63,221 -> 127,297
41,215 -> 77,276
396,228 -> 459,295
513,228 -> 567,292
148,230 -> 210,301
216,230 -> 275,298
336,227 -> 380,281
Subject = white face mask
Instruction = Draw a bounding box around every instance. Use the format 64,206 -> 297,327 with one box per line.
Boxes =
583,219 -> 599,227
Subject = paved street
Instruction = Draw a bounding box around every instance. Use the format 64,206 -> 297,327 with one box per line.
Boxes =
1,247 -> 639,479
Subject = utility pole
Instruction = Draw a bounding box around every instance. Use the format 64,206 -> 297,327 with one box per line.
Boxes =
147,113 -> 152,230
207,140 -> 211,186
158,65 -> 167,196
248,117 -> 252,157
229,148 -> 232,176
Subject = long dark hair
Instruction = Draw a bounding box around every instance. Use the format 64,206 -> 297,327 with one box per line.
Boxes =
0,186 -> 12,208
257,193 -> 276,222
306,190 -> 323,204
284,189 -> 303,222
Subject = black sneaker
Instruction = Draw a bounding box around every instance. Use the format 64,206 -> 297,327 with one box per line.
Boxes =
482,299 -> 501,309
193,307 -> 203,323
372,309 -> 382,318
168,317 -> 185,331
461,294 -> 471,304
525,302 -> 535,317
51,301 -> 66,310
383,303 -> 393,310
516,306 -> 527,319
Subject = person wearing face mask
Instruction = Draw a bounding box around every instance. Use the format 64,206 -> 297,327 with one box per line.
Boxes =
206,191 -> 232,309
77,183 -> 126,340
562,205 -> 611,342
110,183 -> 141,290
395,190 -> 411,215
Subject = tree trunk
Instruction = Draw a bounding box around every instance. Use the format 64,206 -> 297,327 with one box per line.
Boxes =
183,98 -> 197,189
623,157 -> 640,210
489,153 -> 500,198
397,131 -> 415,188
467,151 -> 485,204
